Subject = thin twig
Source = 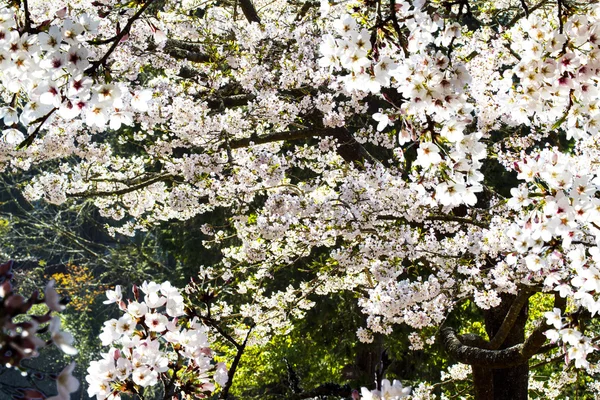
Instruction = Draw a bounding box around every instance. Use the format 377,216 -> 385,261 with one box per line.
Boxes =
220,327 -> 253,399
88,0 -> 157,75
521,0 -> 530,17
22,0 -> 32,33
17,107 -> 58,149
557,0 -> 564,34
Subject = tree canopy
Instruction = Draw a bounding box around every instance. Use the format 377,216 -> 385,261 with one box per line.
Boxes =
0,0 -> 600,399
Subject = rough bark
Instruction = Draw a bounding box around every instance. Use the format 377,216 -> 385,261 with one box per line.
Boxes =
481,293 -> 529,400
442,292 -> 537,400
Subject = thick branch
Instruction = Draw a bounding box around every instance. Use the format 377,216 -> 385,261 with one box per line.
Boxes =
68,175 -> 175,198
557,0 -> 564,33
426,215 -> 488,228
488,288 -> 535,350
164,39 -> 211,63
22,0 -> 32,33
227,127 -> 338,149
443,293 -> 568,368
295,1 -> 315,21
520,0 -> 530,17
239,0 -> 261,23
377,214 -> 488,229
225,127 -> 376,165
206,94 -> 256,110
442,327 -> 537,368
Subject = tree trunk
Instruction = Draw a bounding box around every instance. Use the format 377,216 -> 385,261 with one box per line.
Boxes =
472,294 -> 529,400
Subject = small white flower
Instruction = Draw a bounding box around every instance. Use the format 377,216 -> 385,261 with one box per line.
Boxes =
214,362 -> 228,386
127,301 -> 148,318
372,112 -> 390,131
104,285 -> 122,304
47,362 -> 79,400
416,142 -> 442,168
560,328 -> 583,346
2,128 -> 24,146
132,365 -> 158,387
45,280 -> 65,312
116,314 -> 136,336
544,308 -> 563,329
49,317 -> 78,355
131,89 -> 153,112
145,312 -> 168,332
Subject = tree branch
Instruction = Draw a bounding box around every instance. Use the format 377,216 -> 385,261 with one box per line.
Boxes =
377,214 -> 489,229
223,127 -> 376,165
67,174 -> 175,198
220,327 -> 253,399
442,293 -> 568,368
206,94 -> 256,110
295,1 -> 315,21
22,0 -> 32,33
88,0 -> 156,75
426,215 -> 488,228
226,127 -> 339,149
506,0 -> 550,29
238,0 -> 261,23
442,327 -> 531,368
488,288 -> 535,350
164,39 -> 211,63
520,0 -> 530,17
558,0 -> 564,34
389,0 -> 409,55
17,107 -> 58,149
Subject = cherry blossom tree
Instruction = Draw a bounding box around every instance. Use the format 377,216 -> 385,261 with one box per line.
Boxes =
3,0 -> 600,398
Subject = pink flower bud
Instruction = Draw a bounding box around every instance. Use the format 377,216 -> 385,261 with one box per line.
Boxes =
200,347 -> 213,356
0,281 -> 12,298
5,294 -> 27,312
0,260 -> 13,276
153,29 -> 167,44
55,7 -> 67,18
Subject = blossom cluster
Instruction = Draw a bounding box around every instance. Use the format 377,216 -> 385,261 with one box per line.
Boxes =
0,261 -> 76,361
0,6 -> 152,149
320,11 -> 484,208
86,282 -> 227,400
544,308 -> 595,369
499,12 -> 600,141
0,260 -> 79,399
503,148 -> 600,368
358,379 -> 411,400
319,14 -> 397,94
6,0 -> 600,396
